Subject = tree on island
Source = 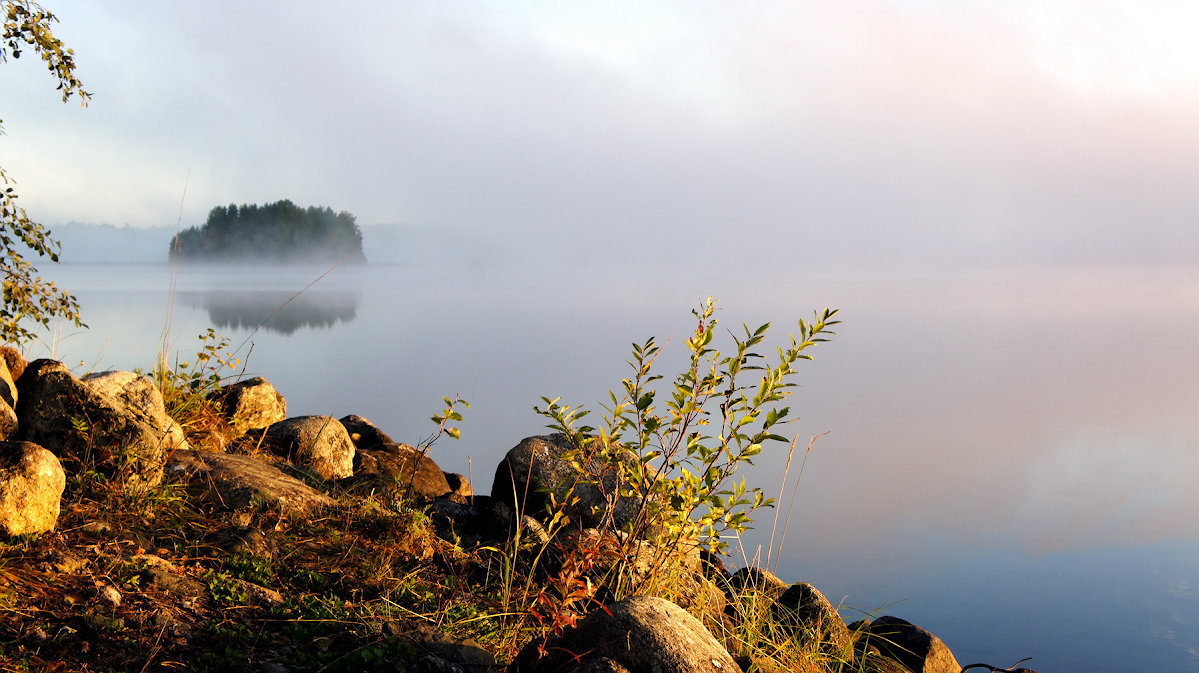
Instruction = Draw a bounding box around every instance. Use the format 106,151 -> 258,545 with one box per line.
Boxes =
169,200 -> 366,264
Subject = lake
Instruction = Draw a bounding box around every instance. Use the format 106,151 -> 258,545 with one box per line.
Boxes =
31,259 -> 1199,672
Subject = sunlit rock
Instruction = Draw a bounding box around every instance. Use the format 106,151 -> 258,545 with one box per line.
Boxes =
347,443 -> 451,500
867,615 -> 962,673
491,434 -> 651,532
81,370 -> 189,453
218,376 -> 287,436
17,360 -> 187,491
773,582 -> 854,661
0,440 -> 66,536
0,362 -> 16,441
513,595 -> 738,673
261,415 -> 354,480
338,413 -> 393,451
167,449 -> 333,514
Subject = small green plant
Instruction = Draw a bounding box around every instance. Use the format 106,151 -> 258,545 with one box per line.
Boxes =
536,298 -> 838,557
421,394 -> 470,449
155,327 -> 240,402
226,551 -> 276,586
205,570 -> 249,605
154,327 -> 241,449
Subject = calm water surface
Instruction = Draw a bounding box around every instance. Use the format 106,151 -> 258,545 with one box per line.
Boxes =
37,261 -> 1199,672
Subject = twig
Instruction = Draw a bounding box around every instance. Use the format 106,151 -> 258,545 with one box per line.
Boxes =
960,658 -> 1036,673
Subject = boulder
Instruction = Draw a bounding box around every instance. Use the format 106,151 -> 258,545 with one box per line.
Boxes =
492,434 -> 651,532
0,441 -> 66,536
866,616 -> 961,673
166,449 -> 334,514
16,360 -> 189,491
773,583 -> 853,660
513,595 -> 738,673
0,346 -> 26,383
0,356 -> 16,441
728,566 -> 788,598
81,371 -> 189,452
338,414 -> 394,450
444,472 -> 472,500
218,376 -> 287,435
348,443 -> 451,499
261,415 -> 354,480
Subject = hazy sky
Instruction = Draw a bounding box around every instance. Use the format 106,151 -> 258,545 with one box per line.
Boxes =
4,1 -> 1199,267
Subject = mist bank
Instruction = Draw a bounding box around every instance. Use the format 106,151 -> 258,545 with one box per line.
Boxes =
45,221 -> 1199,272
47,222 -> 506,268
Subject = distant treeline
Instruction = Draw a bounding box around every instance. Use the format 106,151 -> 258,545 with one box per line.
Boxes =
169,200 -> 366,263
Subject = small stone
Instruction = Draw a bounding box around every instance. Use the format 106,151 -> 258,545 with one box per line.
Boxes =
130,553 -> 175,570
96,585 -> 121,608
45,551 -> 88,574
81,521 -> 115,535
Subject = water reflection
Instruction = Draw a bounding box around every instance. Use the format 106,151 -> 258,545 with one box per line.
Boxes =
44,263 -> 1199,672
181,289 -> 359,335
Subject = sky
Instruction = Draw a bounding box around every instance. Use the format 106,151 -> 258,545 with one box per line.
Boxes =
3,0 -> 1199,268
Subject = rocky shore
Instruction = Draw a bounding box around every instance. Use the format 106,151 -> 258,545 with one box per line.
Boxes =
0,348 -> 1032,673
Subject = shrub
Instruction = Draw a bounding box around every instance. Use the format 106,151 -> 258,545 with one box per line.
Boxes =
536,297 -> 838,558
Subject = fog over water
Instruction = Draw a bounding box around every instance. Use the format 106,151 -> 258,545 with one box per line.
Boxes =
35,252 -> 1199,673
6,2 -> 1199,669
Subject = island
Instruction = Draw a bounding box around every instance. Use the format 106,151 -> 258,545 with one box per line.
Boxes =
168,199 -> 366,264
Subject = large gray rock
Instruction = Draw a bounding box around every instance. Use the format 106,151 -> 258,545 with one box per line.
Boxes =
866,616 -> 961,673
514,595 -> 738,673
81,371 -> 189,452
218,376 -> 287,435
491,434 -> 651,532
261,415 -> 354,480
773,583 -> 853,661
349,443 -> 451,500
0,441 -> 66,536
16,360 -> 189,491
166,449 -> 334,514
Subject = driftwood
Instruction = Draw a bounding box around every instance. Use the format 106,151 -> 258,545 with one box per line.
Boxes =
960,658 -> 1037,673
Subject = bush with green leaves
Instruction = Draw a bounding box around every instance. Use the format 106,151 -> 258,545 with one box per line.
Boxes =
1,0 -> 89,344
536,298 -> 838,559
